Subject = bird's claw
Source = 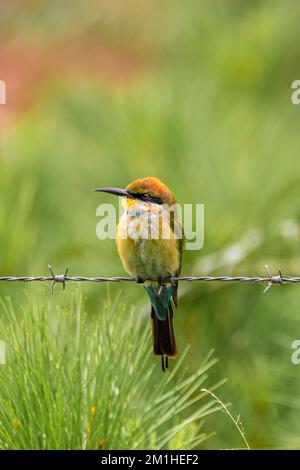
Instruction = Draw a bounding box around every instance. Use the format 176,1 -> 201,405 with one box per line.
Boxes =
158,275 -> 172,286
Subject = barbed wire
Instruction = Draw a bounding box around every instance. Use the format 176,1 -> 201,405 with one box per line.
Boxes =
0,264 -> 299,294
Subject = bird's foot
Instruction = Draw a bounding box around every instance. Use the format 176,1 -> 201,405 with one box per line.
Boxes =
158,275 -> 172,286
136,276 -> 145,285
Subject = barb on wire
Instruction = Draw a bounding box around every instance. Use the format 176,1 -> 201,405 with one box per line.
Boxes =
48,265 -> 69,295
0,264 -> 299,294
263,265 -> 284,294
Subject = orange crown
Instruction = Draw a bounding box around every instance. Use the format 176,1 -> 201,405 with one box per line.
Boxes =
126,177 -> 176,206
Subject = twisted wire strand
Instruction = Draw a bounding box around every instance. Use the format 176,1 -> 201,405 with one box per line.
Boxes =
0,276 -> 136,282
0,265 -> 299,294
0,275 -> 299,283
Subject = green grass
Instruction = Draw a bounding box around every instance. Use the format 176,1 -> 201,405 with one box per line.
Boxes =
0,292 -> 225,450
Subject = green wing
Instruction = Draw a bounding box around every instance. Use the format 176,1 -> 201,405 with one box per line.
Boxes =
172,213 -> 184,307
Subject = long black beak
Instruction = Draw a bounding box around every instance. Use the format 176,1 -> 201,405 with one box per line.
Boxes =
93,187 -> 133,198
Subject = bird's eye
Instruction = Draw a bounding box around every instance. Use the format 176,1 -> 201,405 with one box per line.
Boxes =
141,193 -> 150,200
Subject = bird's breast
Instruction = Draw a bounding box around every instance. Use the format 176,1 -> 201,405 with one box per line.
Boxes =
116,205 -> 180,279
121,208 -> 160,241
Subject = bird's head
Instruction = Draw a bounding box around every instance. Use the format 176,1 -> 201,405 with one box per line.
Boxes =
94,177 -> 176,207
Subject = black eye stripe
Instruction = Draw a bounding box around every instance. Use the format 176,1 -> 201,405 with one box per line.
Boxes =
127,191 -> 163,204
153,197 -> 163,204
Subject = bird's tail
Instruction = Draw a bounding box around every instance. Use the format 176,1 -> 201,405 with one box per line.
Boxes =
151,304 -> 177,371
145,283 -> 177,371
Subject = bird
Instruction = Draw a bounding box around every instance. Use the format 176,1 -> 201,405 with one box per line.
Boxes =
94,177 -> 183,371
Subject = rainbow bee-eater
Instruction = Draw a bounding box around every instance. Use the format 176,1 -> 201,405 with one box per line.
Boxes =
95,177 -> 183,371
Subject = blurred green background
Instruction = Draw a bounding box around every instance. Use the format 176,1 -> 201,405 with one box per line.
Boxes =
1,0 -> 300,449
